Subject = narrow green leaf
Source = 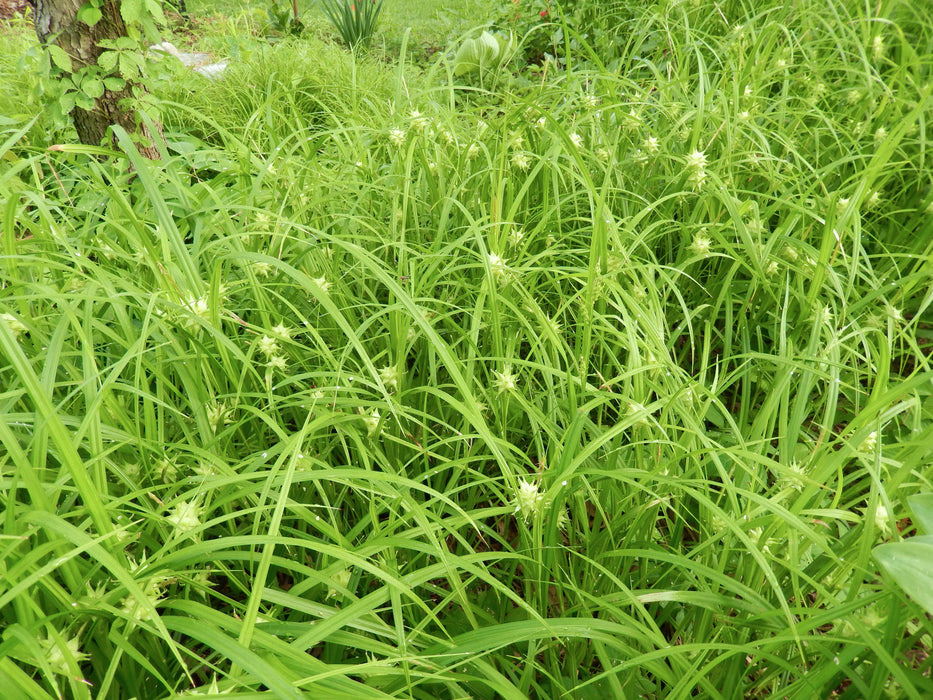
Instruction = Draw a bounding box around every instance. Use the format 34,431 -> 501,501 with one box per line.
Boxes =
0,321 -> 112,542
0,657 -> 57,700
21,511 -> 191,680
160,617 -> 304,700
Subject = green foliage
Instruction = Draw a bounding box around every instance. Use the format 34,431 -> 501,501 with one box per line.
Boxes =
876,495 -> 933,617
317,0 -> 384,49
492,0 -> 626,68
452,29 -> 516,78
266,0 -> 305,36
154,37 -> 393,145
2,0 -> 933,697
38,0 -> 165,134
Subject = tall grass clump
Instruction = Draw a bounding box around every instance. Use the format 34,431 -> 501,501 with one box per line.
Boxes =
318,0 -> 384,49
1,0 -> 932,697
0,15 -> 75,146
153,36 -> 393,148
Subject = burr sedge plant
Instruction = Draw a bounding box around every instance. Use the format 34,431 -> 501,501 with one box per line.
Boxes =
2,0 -> 933,697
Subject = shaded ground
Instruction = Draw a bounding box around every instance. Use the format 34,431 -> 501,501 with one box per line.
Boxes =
0,0 -> 31,20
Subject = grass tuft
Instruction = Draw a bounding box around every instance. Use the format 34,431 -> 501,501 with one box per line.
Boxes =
2,0 -> 933,697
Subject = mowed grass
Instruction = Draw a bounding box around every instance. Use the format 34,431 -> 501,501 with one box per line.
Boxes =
1,0 -> 933,698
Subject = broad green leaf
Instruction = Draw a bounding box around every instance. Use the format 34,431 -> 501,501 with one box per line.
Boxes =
478,30 -> 499,57
494,31 -> 516,63
144,0 -> 166,24
47,44 -> 72,72
59,91 -> 76,114
875,494 -> 933,618
103,76 -> 125,91
908,494 -> 933,533
875,537 -> 933,617
97,50 -> 118,71
453,31 -> 501,76
82,77 -> 105,99
118,52 -> 139,79
77,4 -> 102,26
75,91 -> 95,110
121,0 -> 143,24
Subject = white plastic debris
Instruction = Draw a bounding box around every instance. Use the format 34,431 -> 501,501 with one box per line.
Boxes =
150,41 -> 228,79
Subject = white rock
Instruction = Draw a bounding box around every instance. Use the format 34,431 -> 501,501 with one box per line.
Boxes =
150,41 -> 182,58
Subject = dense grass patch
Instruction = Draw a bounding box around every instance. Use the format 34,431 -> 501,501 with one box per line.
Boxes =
1,0 -> 932,697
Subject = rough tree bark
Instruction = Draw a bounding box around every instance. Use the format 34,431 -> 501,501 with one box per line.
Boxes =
34,0 -> 162,158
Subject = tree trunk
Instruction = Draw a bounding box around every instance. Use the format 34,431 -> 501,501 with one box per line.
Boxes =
34,0 -> 162,159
